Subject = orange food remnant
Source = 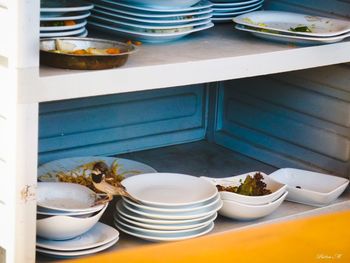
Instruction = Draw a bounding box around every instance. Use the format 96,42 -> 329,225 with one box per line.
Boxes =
106,48 -> 120,54
64,20 -> 76,26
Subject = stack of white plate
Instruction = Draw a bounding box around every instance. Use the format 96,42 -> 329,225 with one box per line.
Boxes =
211,0 -> 264,23
233,10 -> 350,45
36,182 -> 119,258
88,0 -> 214,43
40,0 -> 93,38
202,172 -> 288,220
114,173 -> 222,241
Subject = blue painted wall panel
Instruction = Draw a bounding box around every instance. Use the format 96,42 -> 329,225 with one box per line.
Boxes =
39,85 -> 207,164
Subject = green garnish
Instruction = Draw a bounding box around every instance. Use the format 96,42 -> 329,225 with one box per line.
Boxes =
289,25 -> 312,33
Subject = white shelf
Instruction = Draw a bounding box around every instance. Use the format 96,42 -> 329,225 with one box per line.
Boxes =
18,24 -> 350,103
36,141 -> 350,262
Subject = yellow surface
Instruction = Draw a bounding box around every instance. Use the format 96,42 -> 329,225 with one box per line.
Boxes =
67,211 -> 350,263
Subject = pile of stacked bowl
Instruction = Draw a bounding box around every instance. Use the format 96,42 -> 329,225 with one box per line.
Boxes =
202,171 -> 287,220
40,0 -> 93,38
36,182 -> 119,258
114,173 -> 222,241
88,0 -> 214,43
211,0 -> 264,23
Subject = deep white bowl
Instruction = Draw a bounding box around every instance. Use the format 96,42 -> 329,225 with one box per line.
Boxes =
37,204 -> 107,240
37,182 -> 104,213
269,168 -> 349,206
218,191 -> 287,220
201,172 -> 287,205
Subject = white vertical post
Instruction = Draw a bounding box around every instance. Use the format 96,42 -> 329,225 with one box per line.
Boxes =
1,0 -> 40,262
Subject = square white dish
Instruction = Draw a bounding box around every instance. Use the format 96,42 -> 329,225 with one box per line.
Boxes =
269,168 -> 349,207
201,171 -> 287,205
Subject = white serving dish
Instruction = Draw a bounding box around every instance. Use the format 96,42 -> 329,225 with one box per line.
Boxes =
121,173 -> 218,207
212,0 -> 263,12
219,191 -> 287,220
90,14 -> 211,31
95,0 -> 212,12
122,194 -> 220,213
40,19 -> 87,32
212,4 -> 262,17
114,220 -> 214,242
36,204 -> 107,240
115,215 -> 212,235
92,8 -> 212,24
234,24 -> 350,45
93,4 -> 212,18
201,172 -> 287,205
40,27 -> 86,38
233,10 -> 350,37
36,238 -> 118,258
38,156 -> 157,182
36,222 -> 119,251
41,0 -> 94,13
37,182 -> 103,213
112,0 -> 201,9
116,200 -> 217,225
40,11 -> 91,21
114,211 -> 217,230
122,199 -> 222,220
269,168 -> 349,206
212,0 -> 262,7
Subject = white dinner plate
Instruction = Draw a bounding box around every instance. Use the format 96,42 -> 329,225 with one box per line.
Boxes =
41,0 -> 94,13
212,0 -> 262,7
122,194 -> 220,213
111,0 -> 201,10
212,4 -> 262,17
40,12 -> 91,21
40,27 -> 86,37
37,182 -> 104,213
36,222 -> 119,251
40,19 -> 87,32
114,221 -> 214,242
36,238 -> 118,258
212,0 -> 263,12
115,216 -> 213,234
114,211 -> 217,230
88,21 -> 214,43
233,10 -> 350,37
95,0 -> 212,13
269,168 -> 349,206
92,8 -> 212,24
122,199 -> 222,220
90,14 -> 211,30
77,29 -> 88,37
116,200 -> 217,225
235,24 -> 350,45
122,173 -> 218,207
38,156 -> 156,182
93,4 -> 212,18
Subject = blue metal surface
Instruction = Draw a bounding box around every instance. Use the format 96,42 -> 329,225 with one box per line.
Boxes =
39,85 -> 207,164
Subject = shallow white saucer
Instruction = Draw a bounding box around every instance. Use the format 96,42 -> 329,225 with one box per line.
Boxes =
36,222 -> 119,251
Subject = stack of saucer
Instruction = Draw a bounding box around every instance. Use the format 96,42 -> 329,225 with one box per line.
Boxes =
233,10 -> 350,45
211,0 -> 264,23
88,0 -> 214,43
40,0 -> 93,38
36,182 -> 119,258
114,173 -> 222,241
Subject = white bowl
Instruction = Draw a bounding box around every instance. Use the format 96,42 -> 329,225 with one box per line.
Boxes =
113,0 -> 201,9
37,182 -> 104,213
36,204 -> 107,240
269,168 -> 349,206
201,172 -> 287,205
218,191 -> 287,220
